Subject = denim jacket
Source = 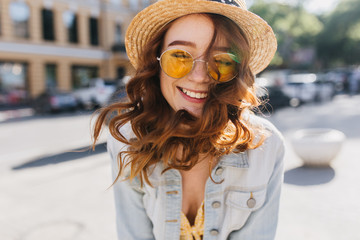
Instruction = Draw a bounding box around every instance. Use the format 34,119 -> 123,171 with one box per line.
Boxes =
107,115 -> 285,240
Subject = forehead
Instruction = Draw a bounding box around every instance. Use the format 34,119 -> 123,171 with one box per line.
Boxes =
163,14 -> 228,51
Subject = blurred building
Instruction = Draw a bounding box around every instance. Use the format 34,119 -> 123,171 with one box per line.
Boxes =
0,0 -> 155,106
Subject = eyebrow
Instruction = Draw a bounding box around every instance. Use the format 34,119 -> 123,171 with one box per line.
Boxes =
168,40 -> 196,48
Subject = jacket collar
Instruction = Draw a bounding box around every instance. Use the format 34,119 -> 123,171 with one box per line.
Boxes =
219,151 -> 249,168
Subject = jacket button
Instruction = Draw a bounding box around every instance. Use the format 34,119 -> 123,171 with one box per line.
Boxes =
247,198 -> 256,208
212,201 -> 221,208
210,229 -> 219,236
215,167 -> 223,176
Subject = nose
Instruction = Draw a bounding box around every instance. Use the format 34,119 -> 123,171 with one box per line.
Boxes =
187,60 -> 211,83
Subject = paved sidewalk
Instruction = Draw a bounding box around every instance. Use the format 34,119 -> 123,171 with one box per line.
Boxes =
0,107 -> 34,122
271,95 -> 360,240
0,95 -> 359,239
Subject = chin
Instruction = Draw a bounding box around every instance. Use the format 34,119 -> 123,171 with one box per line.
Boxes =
183,108 -> 202,118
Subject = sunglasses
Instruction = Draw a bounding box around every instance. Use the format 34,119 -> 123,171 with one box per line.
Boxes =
157,49 -> 240,83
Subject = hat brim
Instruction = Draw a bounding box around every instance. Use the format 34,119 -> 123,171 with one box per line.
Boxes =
125,0 -> 277,75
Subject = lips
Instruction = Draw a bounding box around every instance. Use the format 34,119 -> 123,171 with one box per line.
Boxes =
179,87 -> 208,99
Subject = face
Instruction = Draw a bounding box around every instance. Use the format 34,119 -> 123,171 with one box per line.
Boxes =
159,14 -> 230,117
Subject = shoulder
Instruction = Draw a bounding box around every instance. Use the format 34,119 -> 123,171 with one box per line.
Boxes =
107,122 -> 143,185
107,122 -> 135,160
245,113 -> 284,148
244,114 -> 285,167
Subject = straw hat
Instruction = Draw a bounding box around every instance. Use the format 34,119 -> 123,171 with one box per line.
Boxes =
125,0 -> 277,75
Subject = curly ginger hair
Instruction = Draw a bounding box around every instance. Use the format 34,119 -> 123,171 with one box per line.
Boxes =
92,13 -> 266,186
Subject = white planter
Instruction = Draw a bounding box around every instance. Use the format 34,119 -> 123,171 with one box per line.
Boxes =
291,128 -> 346,166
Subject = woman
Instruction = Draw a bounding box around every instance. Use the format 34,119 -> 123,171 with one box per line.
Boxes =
93,0 -> 284,239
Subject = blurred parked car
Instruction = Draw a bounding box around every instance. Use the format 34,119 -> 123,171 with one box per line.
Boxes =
32,89 -> 78,114
106,76 -> 130,105
73,78 -> 116,109
0,88 -> 27,106
107,85 -> 127,105
283,73 -> 336,105
256,77 -> 292,110
259,69 -> 291,87
321,69 -> 351,93
315,73 -> 336,101
104,76 -> 131,125
349,68 -> 360,95
282,73 -> 318,104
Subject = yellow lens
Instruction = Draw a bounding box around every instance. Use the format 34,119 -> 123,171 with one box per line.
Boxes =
209,53 -> 238,82
160,49 -> 193,79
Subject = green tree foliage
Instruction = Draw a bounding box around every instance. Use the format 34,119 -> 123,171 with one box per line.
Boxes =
317,0 -> 360,67
250,0 -> 323,68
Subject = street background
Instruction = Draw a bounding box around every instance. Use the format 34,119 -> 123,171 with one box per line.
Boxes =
1,94 -> 360,240
1,0 -> 360,239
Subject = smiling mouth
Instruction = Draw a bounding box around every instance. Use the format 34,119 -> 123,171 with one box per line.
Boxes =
179,87 -> 208,99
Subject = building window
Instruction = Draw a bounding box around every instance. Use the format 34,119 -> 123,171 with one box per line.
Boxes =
63,10 -> 78,43
42,9 -> 55,41
9,2 -> 30,39
71,66 -> 98,89
45,64 -> 57,89
89,17 -> 99,46
0,62 -> 28,106
117,67 -> 125,79
115,23 -> 122,43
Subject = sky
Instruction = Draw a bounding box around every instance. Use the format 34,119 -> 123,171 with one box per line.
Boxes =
303,0 -> 340,14
246,0 -> 341,14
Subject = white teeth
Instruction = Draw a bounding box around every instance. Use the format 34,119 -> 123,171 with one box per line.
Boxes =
181,88 -> 208,99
